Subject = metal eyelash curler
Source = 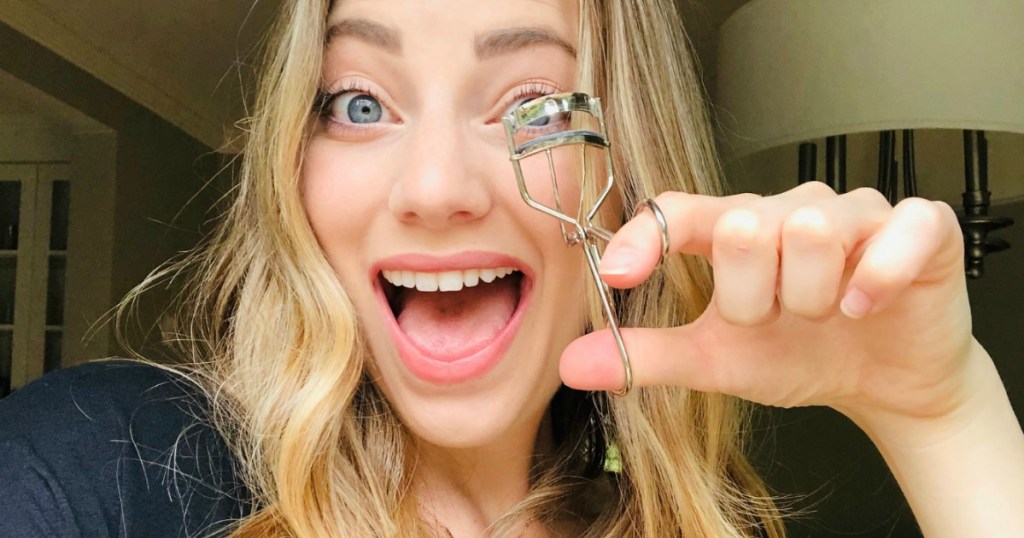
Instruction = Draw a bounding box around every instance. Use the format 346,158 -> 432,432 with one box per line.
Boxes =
501,92 -> 635,396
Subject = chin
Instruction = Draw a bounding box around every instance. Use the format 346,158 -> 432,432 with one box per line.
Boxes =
365,335 -> 565,449
398,388 -> 553,449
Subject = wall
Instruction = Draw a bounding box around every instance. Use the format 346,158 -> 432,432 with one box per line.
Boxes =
0,115 -> 73,161
65,132 -> 117,360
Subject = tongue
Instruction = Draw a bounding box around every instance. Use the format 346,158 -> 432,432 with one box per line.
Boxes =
397,277 -> 518,360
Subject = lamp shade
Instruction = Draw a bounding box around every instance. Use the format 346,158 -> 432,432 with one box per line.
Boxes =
715,0 -> 1024,161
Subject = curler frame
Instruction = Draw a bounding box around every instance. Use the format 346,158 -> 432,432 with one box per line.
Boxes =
502,92 -> 633,396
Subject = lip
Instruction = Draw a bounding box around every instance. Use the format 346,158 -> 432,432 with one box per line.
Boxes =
370,251 -> 534,385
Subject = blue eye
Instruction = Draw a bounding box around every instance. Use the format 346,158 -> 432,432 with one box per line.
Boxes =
321,91 -> 386,125
335,93 -> 383,124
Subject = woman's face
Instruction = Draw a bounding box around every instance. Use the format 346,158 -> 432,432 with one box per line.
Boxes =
302,0 -> 586,449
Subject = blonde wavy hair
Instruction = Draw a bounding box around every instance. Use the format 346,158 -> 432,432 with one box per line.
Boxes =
119,0 -> 784,536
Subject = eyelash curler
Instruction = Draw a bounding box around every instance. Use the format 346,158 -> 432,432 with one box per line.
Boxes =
502,92 -> 640,396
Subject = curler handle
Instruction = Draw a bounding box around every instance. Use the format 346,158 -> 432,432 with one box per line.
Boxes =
582,240 -> 633,396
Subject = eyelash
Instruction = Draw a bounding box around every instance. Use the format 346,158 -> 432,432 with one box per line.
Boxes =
314,82 -> 382,118
505,81 -> 561,117
311,80 -> 563,130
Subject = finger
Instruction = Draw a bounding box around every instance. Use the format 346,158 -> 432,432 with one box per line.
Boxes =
779,188 -> 891,318
840,198 -> 962,319
560,326 -> 722,393
599,183 -> 841,289
691,183 -> 839,325
598,192 -> 757,288
711,208 -> 781,325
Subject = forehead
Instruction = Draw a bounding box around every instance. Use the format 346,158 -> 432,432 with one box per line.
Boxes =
327,0 -> 579,47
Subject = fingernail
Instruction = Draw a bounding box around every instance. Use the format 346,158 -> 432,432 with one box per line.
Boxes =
840,287 -> 874,319
599,248 -> 636,275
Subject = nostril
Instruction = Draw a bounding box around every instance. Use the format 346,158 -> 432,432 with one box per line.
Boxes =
449,209 -> 482,224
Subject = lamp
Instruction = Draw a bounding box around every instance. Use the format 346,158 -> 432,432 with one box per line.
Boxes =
714,0 -> 1024,278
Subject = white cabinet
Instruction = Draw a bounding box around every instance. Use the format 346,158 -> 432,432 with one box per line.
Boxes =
0,163 -> 70,395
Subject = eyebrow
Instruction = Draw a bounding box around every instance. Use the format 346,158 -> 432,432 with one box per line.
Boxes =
326,19 -> 401,54
324,20 -> 576,60
475,27 -> 577,60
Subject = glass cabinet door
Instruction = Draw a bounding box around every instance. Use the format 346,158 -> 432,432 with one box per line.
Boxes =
0,170 -> 27,397
43,171 -> 70,375
0,163 -> 70,396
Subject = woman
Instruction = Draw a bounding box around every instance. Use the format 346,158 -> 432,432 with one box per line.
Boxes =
1,0 -> 1022,536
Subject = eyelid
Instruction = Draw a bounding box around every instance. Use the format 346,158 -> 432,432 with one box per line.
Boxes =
510,80 -> 563,102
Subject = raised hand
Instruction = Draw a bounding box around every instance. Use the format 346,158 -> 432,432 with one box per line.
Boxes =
560,182 -> 1024,535
560,182 -> 975,426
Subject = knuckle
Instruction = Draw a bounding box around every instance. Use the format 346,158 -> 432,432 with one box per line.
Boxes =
652,191 -> 691,217
653,191 -> 680,206
931,200 -> 962,237
796,180 -> 837,198
848,187 -> 892,208
782,207 -> 835,246
897,197 -> 946,230
931,199 -> 956,217
714,208 -> 770,250
733,192 -> 762,204
654,190 -> 690,207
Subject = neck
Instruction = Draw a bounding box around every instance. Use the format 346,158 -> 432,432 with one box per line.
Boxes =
414,408 -> 553,536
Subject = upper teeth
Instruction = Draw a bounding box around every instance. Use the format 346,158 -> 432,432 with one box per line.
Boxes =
382,267 -> 518,292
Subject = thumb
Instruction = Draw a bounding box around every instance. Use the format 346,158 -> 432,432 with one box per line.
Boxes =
560,326 -> 720,393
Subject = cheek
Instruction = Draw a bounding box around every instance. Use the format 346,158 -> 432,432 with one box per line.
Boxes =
300,138 -> 388,277
514,145 -> 584,223
514,148 -> 592,322
513,144 -> 619,247
517,146 -> 614,337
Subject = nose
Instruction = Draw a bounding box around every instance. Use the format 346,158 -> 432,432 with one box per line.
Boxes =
388,115 -> 493,229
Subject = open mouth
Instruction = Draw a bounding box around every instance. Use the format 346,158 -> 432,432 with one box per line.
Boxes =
377,267 -> 529,362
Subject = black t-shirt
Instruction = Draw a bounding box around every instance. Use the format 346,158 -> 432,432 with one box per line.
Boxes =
0,360 -> 250,537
